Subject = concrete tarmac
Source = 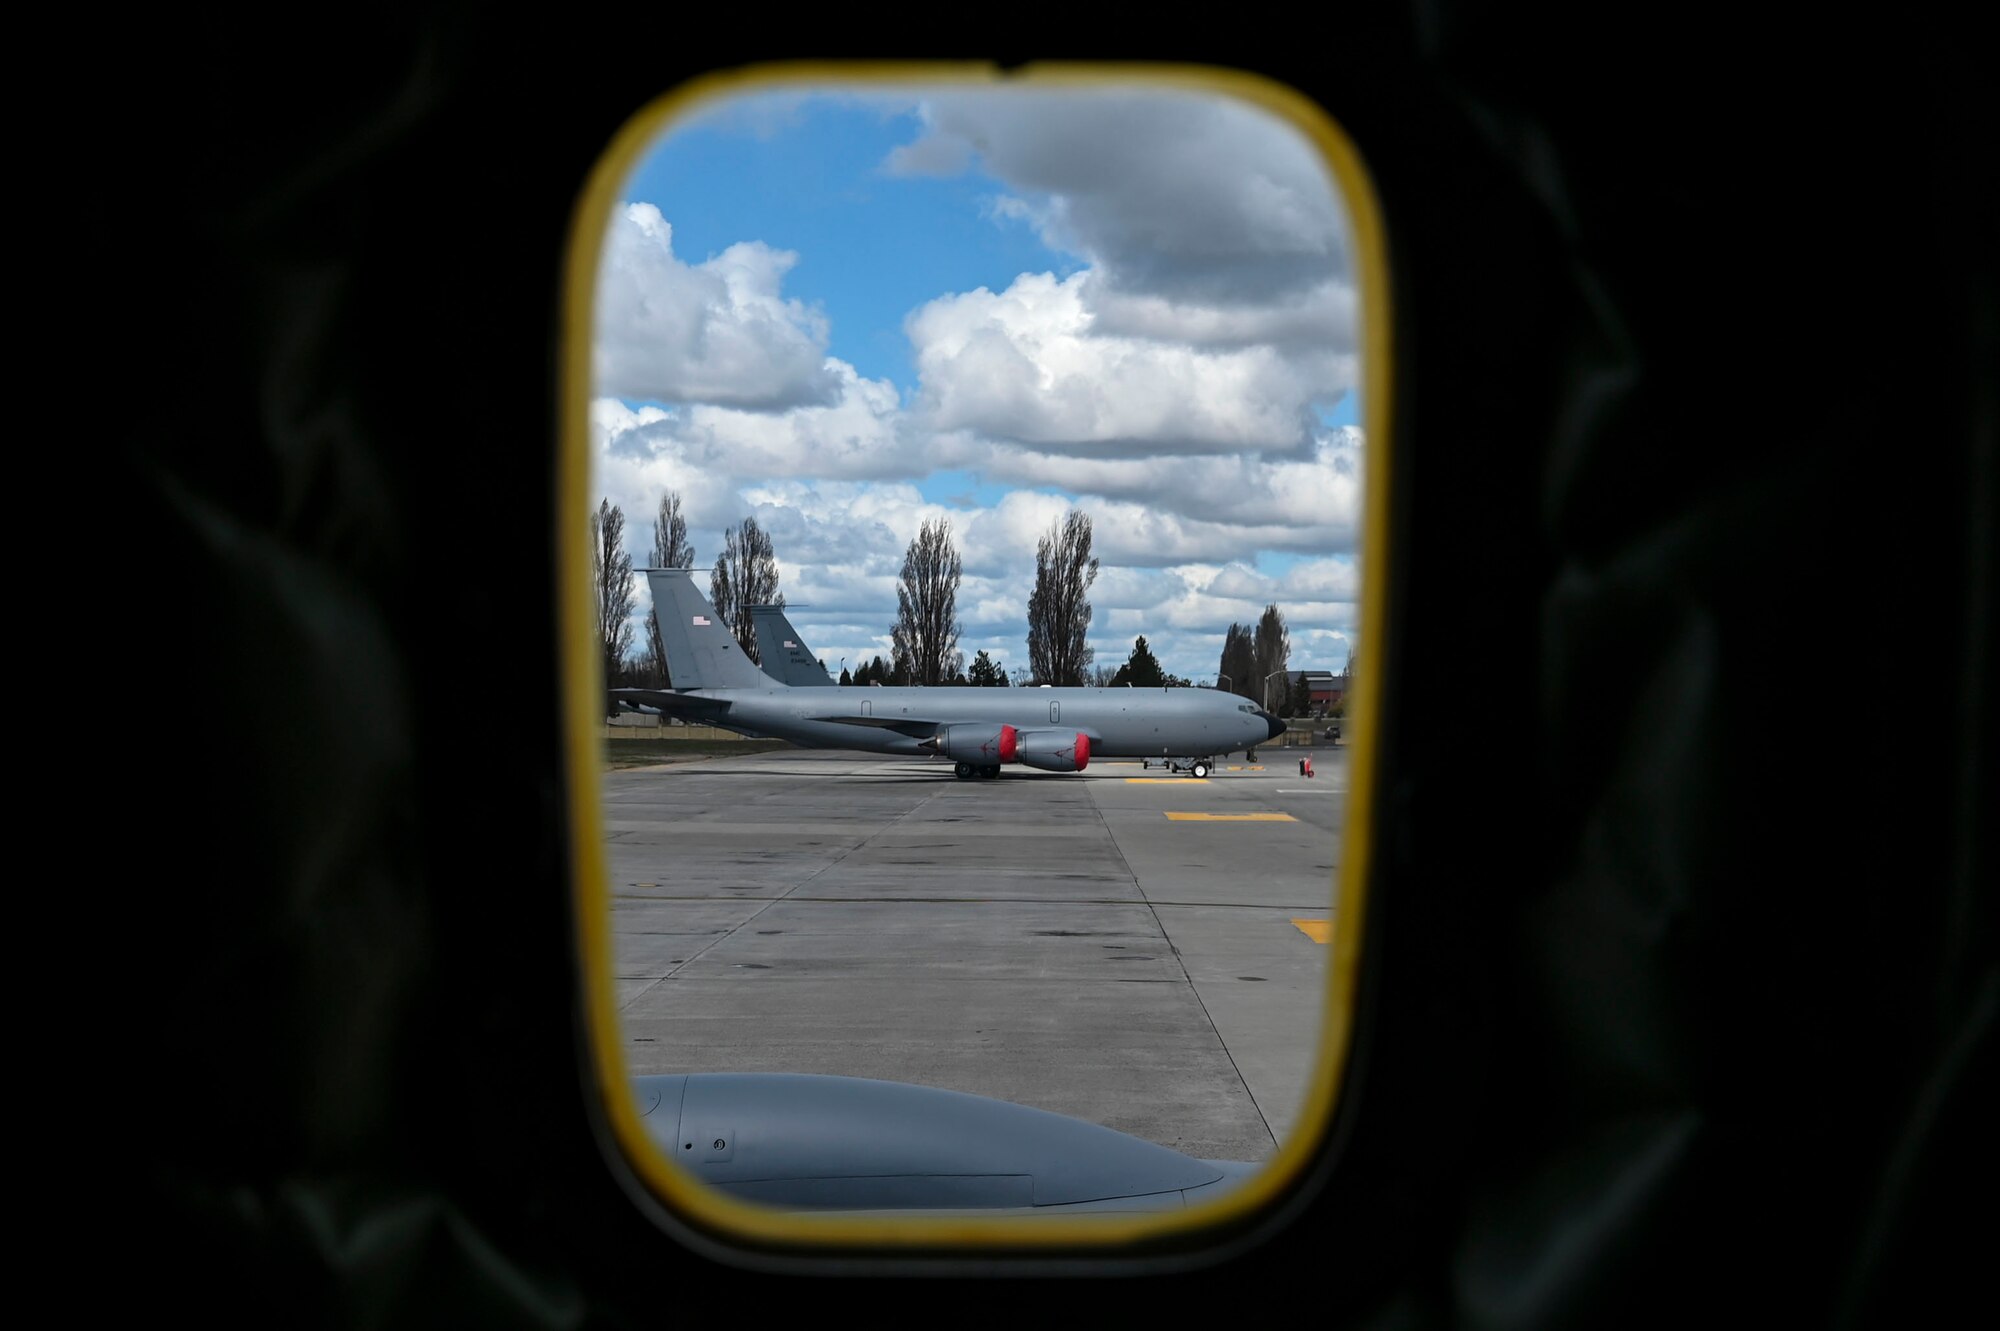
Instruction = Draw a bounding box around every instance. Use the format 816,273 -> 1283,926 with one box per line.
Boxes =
603,746 -> 1347,1163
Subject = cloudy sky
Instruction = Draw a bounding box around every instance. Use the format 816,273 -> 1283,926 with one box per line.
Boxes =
591,81 -> 1365,688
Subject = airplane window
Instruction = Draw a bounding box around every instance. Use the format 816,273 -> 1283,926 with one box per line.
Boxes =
566,62 -> 1387,1260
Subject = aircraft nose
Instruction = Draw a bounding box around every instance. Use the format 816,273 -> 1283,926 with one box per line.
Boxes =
1259,709 -> 1285,742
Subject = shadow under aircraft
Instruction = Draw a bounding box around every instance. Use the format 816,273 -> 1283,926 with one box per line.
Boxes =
617,569 -> 1285,780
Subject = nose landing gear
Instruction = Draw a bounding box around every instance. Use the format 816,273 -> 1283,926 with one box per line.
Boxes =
1148,756 -> 1215,778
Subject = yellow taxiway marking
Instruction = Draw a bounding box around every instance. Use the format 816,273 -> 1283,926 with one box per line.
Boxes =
1128,767 -> 1264,779
1163,812 -> 1298,822
1292,919 -> 1331,944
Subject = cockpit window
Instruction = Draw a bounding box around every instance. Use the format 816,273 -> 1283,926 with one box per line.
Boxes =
563,62 -> 1389,1264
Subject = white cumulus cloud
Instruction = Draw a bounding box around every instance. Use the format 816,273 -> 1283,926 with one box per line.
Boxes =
907,271 -> 1332,455
594,203 -> 841,410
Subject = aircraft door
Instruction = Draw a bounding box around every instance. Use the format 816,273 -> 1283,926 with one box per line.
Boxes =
862,700 -> 872,717
1051,702 -> 1060,724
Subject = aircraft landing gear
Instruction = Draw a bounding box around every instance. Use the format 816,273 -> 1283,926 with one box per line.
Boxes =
954,761 -> 975,779
1158,756 -> 1215,778
954,762 -> 1003,780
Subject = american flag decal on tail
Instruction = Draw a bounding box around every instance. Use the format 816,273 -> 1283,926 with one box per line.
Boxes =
691,615 -> 711,626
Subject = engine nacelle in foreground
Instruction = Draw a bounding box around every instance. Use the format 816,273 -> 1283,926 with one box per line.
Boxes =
921,723 -> 1017,765
1013,729 -> 1091,772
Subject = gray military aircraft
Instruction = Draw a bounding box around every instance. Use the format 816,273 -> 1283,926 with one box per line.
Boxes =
746,603 -> 836,687
617,568 -> 1285,779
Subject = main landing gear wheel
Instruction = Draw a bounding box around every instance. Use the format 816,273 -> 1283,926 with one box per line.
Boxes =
1191,761 -> 1211,779
981,765 -> 1001,779
954,761 -> 975,779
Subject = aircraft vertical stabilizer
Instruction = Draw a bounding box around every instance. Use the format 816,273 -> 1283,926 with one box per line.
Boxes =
644,568 -> 774,691
748,604 -> 836,687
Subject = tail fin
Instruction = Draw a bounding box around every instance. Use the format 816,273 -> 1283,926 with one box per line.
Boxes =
644,569 -> 774,691
747,604 -> 836,687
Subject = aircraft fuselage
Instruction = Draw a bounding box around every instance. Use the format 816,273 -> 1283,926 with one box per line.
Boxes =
686,684 -> 1280,761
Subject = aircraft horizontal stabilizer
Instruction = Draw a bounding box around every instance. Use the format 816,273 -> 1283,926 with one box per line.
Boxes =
610,689 -> 732,717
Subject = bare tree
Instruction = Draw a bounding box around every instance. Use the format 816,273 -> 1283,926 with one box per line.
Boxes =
891,518 -> 963,686
1219,622 -> 1255,698
590,498 -> 635,693
1253,603 -> 1291,709
1026,510 -> 1099,686
710,515 -> 782,663
643,490 -> 694,687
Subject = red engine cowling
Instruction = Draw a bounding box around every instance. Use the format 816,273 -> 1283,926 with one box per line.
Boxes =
1012,729 -> 1091,772
921,723 -> 1018,764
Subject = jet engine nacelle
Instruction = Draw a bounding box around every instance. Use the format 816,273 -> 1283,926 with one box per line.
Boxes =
1012,729 -> 1091,773
921,723 -> 1018,765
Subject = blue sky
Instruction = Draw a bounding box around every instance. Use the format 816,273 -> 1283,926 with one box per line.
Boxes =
625,99 -> 1080,395
591,82 -> 1365,684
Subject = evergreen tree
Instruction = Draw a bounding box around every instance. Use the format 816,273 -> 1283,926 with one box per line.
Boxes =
1122,635 -> 1166,688
967,650 -> 1006,686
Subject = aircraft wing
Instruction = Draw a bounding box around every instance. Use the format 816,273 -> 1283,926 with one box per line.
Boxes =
610,689 -> 732,718
805,714 -> 1105,743
806,713 -> 945,740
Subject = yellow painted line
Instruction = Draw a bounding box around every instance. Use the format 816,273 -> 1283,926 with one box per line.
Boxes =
1121,774 -> 1260,783
1163,812 -> 1298,822
1292,918 -> 1331,944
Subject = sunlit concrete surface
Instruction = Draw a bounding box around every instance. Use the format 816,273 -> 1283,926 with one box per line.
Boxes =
601,746 -> 1347,1163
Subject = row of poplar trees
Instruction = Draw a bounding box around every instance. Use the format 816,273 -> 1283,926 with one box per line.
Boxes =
592,496 -> 1111,691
